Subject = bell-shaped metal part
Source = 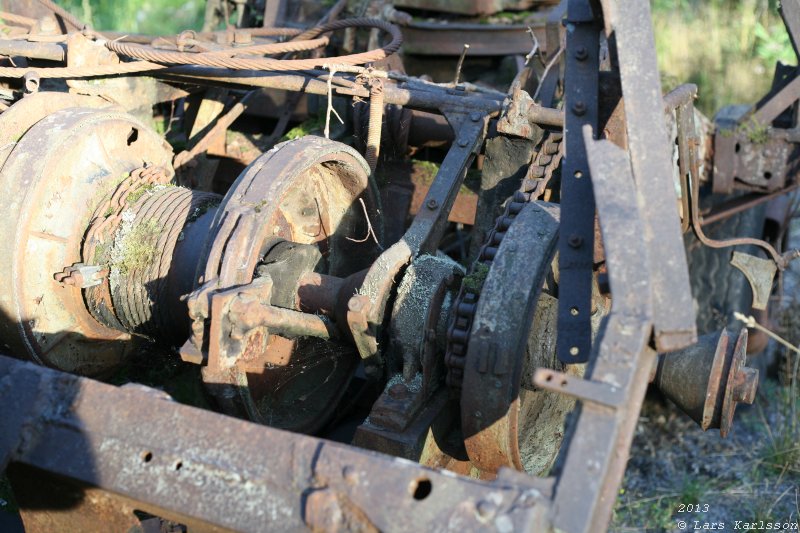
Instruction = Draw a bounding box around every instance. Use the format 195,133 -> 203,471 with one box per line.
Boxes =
652,328 -> 758,437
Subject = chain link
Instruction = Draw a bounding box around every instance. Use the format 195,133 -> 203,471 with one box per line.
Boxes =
83,164 -> 172,261
445,132 -> 563,389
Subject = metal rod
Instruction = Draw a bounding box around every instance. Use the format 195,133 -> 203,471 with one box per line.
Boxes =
157,67 -> 504,115
663,83 -> 697,113
230,299 -> 339,340
701,183 -> 800,226
530,105 -> 565,128
0,41 -> 65,62
453,43 -> 470,86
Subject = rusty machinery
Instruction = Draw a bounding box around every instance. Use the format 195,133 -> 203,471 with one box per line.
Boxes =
0,0 -> 797,532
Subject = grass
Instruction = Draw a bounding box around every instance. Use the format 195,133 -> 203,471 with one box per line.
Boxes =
613,476 -> 715,530
52,0 -> 796,119
651,0 -> 796,116
57,0 -> 205,35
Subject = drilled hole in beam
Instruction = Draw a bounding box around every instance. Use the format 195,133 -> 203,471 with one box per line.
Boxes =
410,478 -> 433,500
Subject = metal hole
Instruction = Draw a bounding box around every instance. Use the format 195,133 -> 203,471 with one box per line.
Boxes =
410,478 -> 432,500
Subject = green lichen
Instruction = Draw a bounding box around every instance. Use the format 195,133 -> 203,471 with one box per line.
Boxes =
462,262 -> 490,291
93,240 -> 111,266
115,219 -> 160,275
126,184 -> 155,205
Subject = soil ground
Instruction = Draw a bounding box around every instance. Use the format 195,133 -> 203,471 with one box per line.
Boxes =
611,217 -> 800,532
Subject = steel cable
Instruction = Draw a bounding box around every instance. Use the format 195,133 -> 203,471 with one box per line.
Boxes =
105,36 -> 331,71
106,18 -> 403,73
0,18 -> 401,79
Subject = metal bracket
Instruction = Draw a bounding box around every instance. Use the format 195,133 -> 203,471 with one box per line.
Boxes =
730,251 -> 778,311
610,0 -> 697,351
557,0 -> 600,364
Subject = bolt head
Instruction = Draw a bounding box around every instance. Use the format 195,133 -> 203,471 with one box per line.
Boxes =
342,466 -> 359,485
426,199 -> 439,210
348,296 -> 363,312
572,101 -> 587,116
574,46 -> 589,61
457,137 -> 469,147
470,112 -> 482,122
568,234 -> 584,248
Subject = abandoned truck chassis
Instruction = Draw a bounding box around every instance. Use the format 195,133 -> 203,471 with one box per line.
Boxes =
0,0 -> 798,531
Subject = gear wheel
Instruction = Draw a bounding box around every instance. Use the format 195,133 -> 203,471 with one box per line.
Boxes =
445,132 -> 563,388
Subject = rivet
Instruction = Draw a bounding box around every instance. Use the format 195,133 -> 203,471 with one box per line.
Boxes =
568,234 -> 583,248
572,101 -> 587,116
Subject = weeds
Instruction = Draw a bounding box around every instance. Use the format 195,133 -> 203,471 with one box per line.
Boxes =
739,116 -> 771,144
652,0 -> 795,116
57,0 -> 205,34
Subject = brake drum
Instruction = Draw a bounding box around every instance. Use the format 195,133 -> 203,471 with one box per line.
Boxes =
199,136 -> 384,433
0,107 -> 173,375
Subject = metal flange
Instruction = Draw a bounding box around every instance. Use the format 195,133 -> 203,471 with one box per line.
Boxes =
183,136 -> 384,432
460,201 -> 573,474
0,107 -> 173,375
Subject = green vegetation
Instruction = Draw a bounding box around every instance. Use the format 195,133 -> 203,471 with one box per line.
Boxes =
280,117 -> 324,142
739,116 -> 771,144
462,262 -> 490,291
116,218 -> 161,275
651,0 -> 796,116
57,0 -> 205,35
613,491 -> 684,530
756,377 -> 800,478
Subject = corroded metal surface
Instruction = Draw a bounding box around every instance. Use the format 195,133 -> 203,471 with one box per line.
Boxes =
185,137 -> 383,431
652,328 -> 758,437
0,355 -> 551,533
0,108 -> 173,375
0,1 -> 796,531
461,202 -> 560,472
